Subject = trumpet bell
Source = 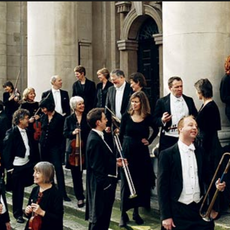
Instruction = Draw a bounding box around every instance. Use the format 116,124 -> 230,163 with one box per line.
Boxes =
129,194 -> 138,199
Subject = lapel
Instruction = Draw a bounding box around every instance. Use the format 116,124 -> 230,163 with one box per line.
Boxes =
111,87 -> 116,112
121,83 -> 130,113
172,144 -> 183,182
164,94 -> 171,113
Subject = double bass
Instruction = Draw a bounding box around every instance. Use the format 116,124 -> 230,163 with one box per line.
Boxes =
69,124 -> 84,171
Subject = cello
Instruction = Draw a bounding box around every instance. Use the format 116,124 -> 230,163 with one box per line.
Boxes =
69,124 -> 84,171
28,192 -> 43,230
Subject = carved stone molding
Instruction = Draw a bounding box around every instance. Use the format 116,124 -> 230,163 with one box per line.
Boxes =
115,1 -> 131,14
117,39 -> 138,51
152,33 -> 162,45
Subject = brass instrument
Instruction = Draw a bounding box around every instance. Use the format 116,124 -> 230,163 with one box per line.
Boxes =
105,106 -> 121,124
199,152 -> 230,221
113,131 -> 137,199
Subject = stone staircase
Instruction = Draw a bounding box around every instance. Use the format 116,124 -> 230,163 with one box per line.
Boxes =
6,165 -> 230,230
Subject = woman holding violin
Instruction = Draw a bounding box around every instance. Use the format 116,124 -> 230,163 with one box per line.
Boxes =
20,87 -> 41,162
24,161 -> 63,230
63,96 -> 90,208
2,81 -> 20,122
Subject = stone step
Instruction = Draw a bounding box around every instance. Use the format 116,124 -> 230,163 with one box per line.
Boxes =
5,166 -> 230,230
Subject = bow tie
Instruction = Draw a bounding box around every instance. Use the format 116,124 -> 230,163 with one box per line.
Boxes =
53,89 -> 60,93
176,97 -> 183,102
188,144 -> 195,151
20,129 -> 26,134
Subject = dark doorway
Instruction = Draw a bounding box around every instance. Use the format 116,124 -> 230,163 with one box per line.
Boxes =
138,17 -> 159,108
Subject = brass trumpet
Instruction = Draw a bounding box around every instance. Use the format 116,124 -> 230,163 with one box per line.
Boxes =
199,152 -> 230,221
113,131 -> 137,199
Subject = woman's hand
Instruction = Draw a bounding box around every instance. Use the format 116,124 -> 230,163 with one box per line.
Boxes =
31,203 -> 45,217
72,128 -> 81,135
141,138 -> 149,145
25,205 -> 33,215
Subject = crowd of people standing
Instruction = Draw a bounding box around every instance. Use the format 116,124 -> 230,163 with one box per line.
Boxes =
0,59 -> 230,230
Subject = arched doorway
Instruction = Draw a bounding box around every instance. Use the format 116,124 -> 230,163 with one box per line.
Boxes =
137,17 -> 159,108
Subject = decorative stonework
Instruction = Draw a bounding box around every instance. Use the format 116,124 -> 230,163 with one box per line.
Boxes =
115,1 -> 131,13
152,33 -> 162,45
117,40 -> 138,51
133,2 -> 143,16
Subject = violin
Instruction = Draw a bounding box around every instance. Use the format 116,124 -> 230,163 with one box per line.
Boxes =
33,120 -> 42,141
69,127 -> 84,171
29,192 -> 43,230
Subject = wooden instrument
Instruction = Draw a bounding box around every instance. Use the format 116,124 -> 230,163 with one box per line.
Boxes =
69,124 -> 84,171
29,192 -> 43,230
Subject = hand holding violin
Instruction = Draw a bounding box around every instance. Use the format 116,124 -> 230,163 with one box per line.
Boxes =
30,203 -> 45,217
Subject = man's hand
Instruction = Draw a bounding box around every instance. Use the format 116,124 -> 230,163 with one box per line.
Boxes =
216,178 -> 226,192
161,112 -> 172,124
162,218 -> 176,230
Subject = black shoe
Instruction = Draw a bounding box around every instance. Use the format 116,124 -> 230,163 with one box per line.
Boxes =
119,213 -> 129,227
133,214 -> 144,225
77,200 -> 85,208
16,216 -> 25,223
63,196 -> 71,202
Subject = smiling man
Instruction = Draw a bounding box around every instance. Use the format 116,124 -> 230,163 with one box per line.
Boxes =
157,115 -> 225,230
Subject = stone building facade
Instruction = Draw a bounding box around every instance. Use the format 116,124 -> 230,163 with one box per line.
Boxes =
1,1 -> 230,143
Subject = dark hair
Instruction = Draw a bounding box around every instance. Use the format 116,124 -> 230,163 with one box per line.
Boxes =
87,108 -> 104,129
74,65 -> 86,76
129,72 -> 147,87
110,69 -> 125,78
3,81 -> 14,90
168,76 -> 182,88
39,98 -> 55,112
194,78 -> 213,98
12,108 -> 30,125
34,161 -> 54,184
128,91 -> 150,118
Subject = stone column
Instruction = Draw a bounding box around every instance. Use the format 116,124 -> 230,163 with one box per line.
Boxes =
27,2 -> 76,100
0,2 -> 6,89
163,2 -> 230,145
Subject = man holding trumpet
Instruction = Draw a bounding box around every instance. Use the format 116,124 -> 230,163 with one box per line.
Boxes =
157,115 -> 226,230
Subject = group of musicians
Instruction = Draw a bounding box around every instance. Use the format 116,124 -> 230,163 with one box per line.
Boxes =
0,66 -> 229,230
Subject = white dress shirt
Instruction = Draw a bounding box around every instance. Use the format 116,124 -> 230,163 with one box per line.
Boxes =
165,94 -> 189,138
52,88 -> 63,115
178,140 -> 201,204
13,126 -> 30,166
115,82 -> 126,120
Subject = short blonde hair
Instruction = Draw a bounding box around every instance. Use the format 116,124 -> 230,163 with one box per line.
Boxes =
22,87 -> 36,101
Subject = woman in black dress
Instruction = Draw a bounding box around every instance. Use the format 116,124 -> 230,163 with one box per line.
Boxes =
63,96 -> 90,208
119,91 -> 159,227
24,161 -> 63,230
94,67 -> 113,108
194,78 -> 224,218
2,81 -> 20,122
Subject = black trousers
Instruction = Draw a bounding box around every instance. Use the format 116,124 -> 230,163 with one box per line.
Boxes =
88,182 -> 116,230
12,162 -> 34,218
161,201 -> 214,230
71,166 -> 85,201
41,145 -> 67,197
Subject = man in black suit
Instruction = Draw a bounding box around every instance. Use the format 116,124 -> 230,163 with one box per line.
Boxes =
41,75 -> 70,118
105,69 -> 133,133
72,65 -> 96,114
153,76 -> 197,154
2,109 -> 36,224
85,108 -> 123,230
157,115 -> 225,230
42,75 -> 71,164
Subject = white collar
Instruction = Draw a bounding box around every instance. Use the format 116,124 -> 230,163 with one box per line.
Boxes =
115,81 -> 126,91
171,93 -> 183,102
92,129 -> 104,139
178,139 -> 195,152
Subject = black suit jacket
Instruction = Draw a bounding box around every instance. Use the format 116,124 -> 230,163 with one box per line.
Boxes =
85,130 -> 117,222
105,83 -> 133,127
41,89 -> 70,117
2,126 -> 36,170
72,78 -> 96,113
157,143 -> 207,221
